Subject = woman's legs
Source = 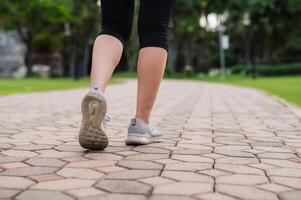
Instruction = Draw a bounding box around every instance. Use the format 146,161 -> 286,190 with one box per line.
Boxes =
89,0 -> 174,124
135,48 -> 167,123
91,0 -> 134,92
79,0 -> 135,150
135,0 -> 174,124
90,35 -> 123,92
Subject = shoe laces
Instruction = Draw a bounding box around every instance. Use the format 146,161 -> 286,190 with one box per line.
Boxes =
149,126 -> 162,137
102,116 -> 110,130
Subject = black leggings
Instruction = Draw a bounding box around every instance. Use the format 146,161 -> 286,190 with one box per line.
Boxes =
100,0 -> 175,51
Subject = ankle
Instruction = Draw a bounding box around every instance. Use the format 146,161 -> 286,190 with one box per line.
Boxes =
134,116 -> 150,124
90,84 -> 105,93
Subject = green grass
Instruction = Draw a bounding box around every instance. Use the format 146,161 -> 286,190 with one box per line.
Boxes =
207,75 -> 301,107
0,77 -> 120,95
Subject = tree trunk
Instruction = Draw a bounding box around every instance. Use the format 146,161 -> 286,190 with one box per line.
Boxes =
69,46 -> 77,79
167,32 -> 178,75
25,41 -> 33,76
16,26 -> 33,76
167,44 -> 176,75
244,27 -> 251,65
82,43 -> 91,77
184,38 -> 192,66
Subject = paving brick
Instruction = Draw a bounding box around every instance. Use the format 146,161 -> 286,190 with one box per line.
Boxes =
267,168 -> 301,177
105,169 -> 160,180
0,143 -> 13,150
215,157 -> 259,165
54,145 -> 84,152
66,187 -> 106,198
25,157 -> 65,167
214,149 -> 256,158
150,196 -> 195,200
115,150 -> 140,156
279,190 -> 301,200
95,165 -> 126,173
31,178 -> 95,190
16,190 -> 74,200
171,155 -> 213,163
29,174 -> 62,182
124,154 -> 169,161
35,126 -> 60,131
117,160 -> 163,170
153,159 -> 182,165
1,80 -> 301,199
1,166 -> 58,176
61,156 -> 88,162
198,169 -> 230,177
257,183 -> 292,193
165,162 -> 212,171
216,174 -> 269,185
13,144 -> 53,151
1,150 -> 37,158
217,184 -> 278,200
0,156 -> 26,164
65,160 -> 116,168
139,176 -> 174,185
36,150 -> 82,158
261,159 -> 301,169
195,192 -> 238,200
104,146 -> 133,153
177,144 -> 213,150
0,189 -> 20,199
132,147 -> 170,154
56,168 -> 104,179
84,194 -> 147,200
289,158 -> 301,163
84,153 -> 123,160
0,162 -> 29,169
96,179 -> 151,194
0,176 -> 34,189
249,163 -> 279,170
258,153 -> 297,159
162,171 -> 213,183
199,153 -> 226,159
172,149 -> 212,155
255,146 -> 293,153
271,176 -> 301,189
215,163 -> 264,175
153,182 -> 212,195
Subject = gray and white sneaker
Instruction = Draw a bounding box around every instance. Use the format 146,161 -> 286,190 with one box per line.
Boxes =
126,118 -> 162,145
78,86 -> 109,150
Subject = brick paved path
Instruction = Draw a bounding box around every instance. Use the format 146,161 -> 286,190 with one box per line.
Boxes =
0,80 -> 301,200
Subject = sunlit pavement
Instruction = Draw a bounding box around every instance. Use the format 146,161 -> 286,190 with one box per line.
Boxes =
0,80 -> 301,200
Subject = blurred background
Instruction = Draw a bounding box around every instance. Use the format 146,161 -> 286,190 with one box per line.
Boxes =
0,0 -> 300,105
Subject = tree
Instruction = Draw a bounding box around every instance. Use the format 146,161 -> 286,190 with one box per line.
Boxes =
62,0 -> 100,78
0,0 -> 73,75
1,0 -> 300,77
0,0 -> 100,77
226,0 -> 301,65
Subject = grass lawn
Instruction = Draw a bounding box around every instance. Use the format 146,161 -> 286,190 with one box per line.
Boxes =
0,77 -> 120,95
197,75 -> 301,107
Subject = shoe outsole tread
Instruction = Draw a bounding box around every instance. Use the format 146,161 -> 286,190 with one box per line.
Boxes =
78,93 -> 108,150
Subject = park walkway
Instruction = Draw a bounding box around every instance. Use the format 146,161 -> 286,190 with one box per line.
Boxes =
0,80 -> 301,200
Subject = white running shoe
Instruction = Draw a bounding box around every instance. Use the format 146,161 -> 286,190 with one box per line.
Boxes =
126,118 -> 162,145
78,86 -> 109,150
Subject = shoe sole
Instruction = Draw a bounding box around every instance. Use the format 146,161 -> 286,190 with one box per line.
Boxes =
78,93 -> 108,150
